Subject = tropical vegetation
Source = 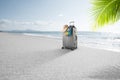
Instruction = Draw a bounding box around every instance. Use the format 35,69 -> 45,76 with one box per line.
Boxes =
91,0 -> 120,28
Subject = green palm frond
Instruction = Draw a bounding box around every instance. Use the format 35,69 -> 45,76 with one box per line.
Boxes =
91,0 -> 120,29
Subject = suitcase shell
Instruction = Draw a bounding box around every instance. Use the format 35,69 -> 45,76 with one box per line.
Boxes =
62,27 -> 77,50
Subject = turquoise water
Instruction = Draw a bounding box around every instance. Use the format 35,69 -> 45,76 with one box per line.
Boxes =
7,31 -> 120,52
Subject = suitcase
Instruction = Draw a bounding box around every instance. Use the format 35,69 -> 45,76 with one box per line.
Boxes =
62,23 -> 77,50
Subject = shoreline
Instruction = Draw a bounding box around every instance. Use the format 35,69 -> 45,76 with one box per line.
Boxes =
24,33 -> 120,53
1,32 -> 120,52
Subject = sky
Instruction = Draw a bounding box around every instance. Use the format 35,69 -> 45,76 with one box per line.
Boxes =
0,0 -> 120,32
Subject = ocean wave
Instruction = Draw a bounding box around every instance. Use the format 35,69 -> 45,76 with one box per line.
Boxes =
22,32 -> 120,52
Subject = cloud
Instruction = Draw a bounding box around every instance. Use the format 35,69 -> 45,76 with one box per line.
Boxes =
58,14 -> 63,17
0,19 -> 62,31
33,21 -> 49,26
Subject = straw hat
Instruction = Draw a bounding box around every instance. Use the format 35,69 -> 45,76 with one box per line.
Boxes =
63,25 -> 68,32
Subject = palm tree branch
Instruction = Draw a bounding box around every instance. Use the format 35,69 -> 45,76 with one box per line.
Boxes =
92,0 -> 120,28
97,0 -> 117,22
116,2 -> 120,20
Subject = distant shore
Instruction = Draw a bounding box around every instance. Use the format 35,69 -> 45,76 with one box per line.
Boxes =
0,32 -> 120,80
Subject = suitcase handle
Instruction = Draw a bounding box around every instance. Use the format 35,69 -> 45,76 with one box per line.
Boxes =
69,21 -> 74,26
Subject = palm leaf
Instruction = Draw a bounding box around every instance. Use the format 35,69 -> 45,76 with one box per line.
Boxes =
91,0 -> 120,29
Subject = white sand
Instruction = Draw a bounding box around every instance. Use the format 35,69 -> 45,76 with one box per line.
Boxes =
0,32 -> 120,80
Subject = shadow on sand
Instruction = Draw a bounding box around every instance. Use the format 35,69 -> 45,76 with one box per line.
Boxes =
34,49 -> 71,65
88,65 -> 120,80
0,49 -> 71,79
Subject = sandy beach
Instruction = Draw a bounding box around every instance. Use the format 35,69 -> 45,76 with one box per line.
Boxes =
0,32 -> 120,80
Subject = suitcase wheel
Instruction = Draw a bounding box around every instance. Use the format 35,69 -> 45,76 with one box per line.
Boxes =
61,47 -> 64,49
71,48 -> 74,50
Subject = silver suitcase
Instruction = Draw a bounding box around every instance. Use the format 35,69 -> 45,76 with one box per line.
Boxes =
62,25 -> 77,50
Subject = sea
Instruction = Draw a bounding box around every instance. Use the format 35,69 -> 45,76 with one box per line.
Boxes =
6,31 -> 120,52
